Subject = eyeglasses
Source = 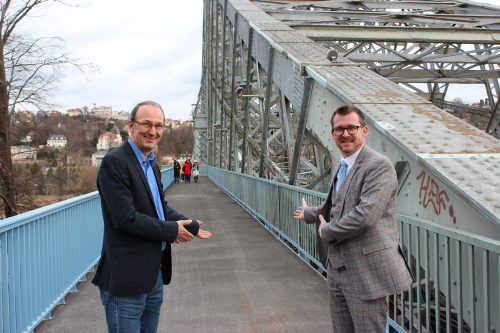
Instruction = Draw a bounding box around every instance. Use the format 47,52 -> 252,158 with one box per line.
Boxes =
134,120 -> 166,131
332,125 -> 363,136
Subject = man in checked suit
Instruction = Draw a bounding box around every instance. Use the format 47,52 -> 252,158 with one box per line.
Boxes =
93,101 -> 212,333
294,105 -> 412,332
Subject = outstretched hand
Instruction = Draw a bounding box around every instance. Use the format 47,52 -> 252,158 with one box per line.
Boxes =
293,197 -> 308,220
175,220 -> 194,243
195,220 -> 212,239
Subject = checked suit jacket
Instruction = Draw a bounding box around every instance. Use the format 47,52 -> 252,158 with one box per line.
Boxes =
92,142 -> 199,296
304,145 -> 413,300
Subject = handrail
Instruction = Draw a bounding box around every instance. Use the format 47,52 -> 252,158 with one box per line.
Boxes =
0,167 -> 173,333
202,165 -> 500,333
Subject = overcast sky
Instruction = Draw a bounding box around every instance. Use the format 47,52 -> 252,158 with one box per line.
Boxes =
22,0 -> 204,120
19,0 -> 499,120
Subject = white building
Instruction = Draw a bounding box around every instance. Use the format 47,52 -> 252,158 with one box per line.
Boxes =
112,111 -> 130,121
92,151 -> 107,167
91,104 -> 113,119
47,134 -> 67,149
67,108 -> 83,117
11,146 -> 37,160
165,118 -> 181,129
97,131 -> 122,151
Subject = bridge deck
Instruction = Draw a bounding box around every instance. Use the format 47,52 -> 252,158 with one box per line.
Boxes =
36,176 -> 331,332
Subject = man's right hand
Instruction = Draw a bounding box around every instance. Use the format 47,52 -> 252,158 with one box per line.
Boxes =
293,197 -> 308,220
175,220 -> 194,243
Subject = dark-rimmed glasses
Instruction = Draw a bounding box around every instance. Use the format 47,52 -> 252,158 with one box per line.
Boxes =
332,125 -> 363,136
134,120 -> 165,131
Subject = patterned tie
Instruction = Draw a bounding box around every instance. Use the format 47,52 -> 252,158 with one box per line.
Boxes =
336,161 -> 348,192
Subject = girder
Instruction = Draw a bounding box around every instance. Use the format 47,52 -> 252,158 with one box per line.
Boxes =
292,26 -> 500,44
251,0 -> 500,138
198,0 -> 500,189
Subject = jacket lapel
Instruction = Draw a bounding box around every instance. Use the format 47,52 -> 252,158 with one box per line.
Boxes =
124,142 -> 156,210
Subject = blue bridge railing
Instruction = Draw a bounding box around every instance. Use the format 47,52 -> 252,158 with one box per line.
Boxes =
2,166 -> 498,333
202,166 -> 500,333
0,167 -> 173,333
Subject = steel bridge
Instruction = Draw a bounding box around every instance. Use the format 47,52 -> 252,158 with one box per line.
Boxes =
2,1 -> 500,332
190,0 -> 500,332
193,0 -> 500,191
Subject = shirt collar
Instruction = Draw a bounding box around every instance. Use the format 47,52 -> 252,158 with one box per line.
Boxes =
341,144 -> 364,170
128,138 -> 156,167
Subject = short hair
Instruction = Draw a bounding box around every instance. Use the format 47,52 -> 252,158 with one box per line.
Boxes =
130,101 -> 165,121
330,105 -> 366,128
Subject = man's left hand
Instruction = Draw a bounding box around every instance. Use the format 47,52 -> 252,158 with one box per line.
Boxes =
196,220 -> 212,239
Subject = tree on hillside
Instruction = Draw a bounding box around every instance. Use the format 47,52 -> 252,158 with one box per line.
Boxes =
0,1 -> 91,217
157,126 -> 194,157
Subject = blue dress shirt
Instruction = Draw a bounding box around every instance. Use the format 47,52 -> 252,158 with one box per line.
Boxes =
128,139 -> 166,250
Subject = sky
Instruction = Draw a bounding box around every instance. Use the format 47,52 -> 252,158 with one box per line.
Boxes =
22,0 -> 204,120
18,0 -> 500,121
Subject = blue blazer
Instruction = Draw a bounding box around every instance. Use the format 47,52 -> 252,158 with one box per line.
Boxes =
92,142 -> 199,296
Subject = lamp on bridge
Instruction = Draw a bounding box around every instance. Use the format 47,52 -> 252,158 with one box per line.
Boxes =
327,49 -> 338,63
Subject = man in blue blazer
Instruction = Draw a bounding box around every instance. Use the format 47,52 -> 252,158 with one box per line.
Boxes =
294,105 -> 412,332
92,101 -> 212,333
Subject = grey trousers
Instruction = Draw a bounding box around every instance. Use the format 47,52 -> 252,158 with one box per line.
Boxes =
327,263 -> 387,332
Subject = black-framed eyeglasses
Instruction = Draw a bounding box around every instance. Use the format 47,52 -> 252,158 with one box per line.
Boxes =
332,125 -> 363,136
134,120 -> 165,131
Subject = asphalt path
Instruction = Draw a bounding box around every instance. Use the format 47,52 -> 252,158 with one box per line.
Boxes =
36,176 -> 331,333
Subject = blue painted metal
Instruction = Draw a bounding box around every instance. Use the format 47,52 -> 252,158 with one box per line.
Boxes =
386,317 -> 408,333
0,192 -> 102,333
203,166 -> 500,333
161,166 -> 174,188
0,167 -> 173,333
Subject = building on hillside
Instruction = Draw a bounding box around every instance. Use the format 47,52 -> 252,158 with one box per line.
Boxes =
48,110 -> 62,117
181,120 -> 193,127
20,131 -> 34,145
112,111 -> 130,121
92,151 -> 107,167
67,108 -> 83,117
47,134 -> 67,149
91,104 -> 113,119
36,111 -> 47,118
165,118 -> 181,129
18,110 -> 34,121
97,131 -> 122,151
11,146 -> 37,160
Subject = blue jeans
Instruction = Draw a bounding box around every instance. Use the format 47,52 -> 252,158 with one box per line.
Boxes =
99,272 -> 163,333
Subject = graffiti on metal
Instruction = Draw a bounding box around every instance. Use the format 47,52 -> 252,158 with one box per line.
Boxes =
416,170 -> 457,224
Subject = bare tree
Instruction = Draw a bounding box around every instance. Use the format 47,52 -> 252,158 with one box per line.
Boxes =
0,0 -> 90,217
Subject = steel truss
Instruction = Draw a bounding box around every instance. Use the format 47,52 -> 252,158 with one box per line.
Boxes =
253,0 -> 500,136
196,3 -> 500,331
195,0 -> 500,189
197,0 -> 333,190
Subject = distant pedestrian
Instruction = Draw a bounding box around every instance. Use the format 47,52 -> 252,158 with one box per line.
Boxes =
183,158 -> 192,183
173,160 -> 181,183
192,160 -> 200,183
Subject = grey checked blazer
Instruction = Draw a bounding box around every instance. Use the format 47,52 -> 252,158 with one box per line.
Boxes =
304,145 -> 413,300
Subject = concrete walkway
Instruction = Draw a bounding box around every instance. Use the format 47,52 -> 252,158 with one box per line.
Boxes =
36,176 -> 331,333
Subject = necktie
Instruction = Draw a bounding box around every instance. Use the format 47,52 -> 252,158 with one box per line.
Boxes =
336,161 -> 347,192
